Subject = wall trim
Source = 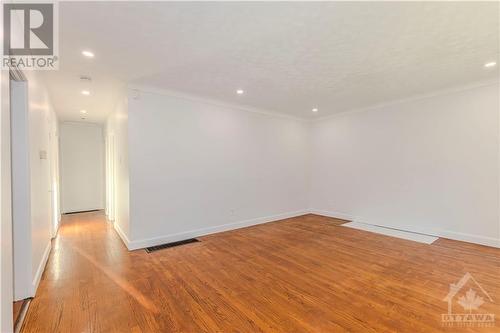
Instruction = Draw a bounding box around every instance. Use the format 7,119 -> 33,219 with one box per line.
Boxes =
128,84 -> 307,122
31,241 -> 52,295
113,222 -> 131,249
314,79 -> 499,122
310,209 -> 355,222
114,208 -> 500,250
125,210 -> 309,250
311,209 -> 500,248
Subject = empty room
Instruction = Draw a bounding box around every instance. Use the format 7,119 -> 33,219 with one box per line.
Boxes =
0,1 -> 499,332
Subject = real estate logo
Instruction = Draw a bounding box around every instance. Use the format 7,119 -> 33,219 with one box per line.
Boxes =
2,2 -> 58,70
442,272 -> 495,328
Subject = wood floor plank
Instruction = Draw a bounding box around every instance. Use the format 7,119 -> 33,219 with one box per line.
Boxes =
21,212 -> 500,332
13,300 -> 24,324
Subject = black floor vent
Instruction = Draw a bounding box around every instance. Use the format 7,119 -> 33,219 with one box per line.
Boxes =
145,238 -> 199,253
63,209 -> 101,215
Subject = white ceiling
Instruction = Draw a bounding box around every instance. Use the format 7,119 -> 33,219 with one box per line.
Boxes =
45,1 -> 499,123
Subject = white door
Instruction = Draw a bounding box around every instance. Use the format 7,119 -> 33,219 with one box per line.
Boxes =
59,123 -> 105,213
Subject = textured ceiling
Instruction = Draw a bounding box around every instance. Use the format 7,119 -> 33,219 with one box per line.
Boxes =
45,1 -> 499,122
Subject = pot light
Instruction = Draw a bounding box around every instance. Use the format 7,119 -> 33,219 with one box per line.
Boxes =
236,89 -> 244,95
82,50 -> 94,58
81,90 -> 90,96
312,108 -> 318,112
80,110 -> 87,114
484,62 -> 497,68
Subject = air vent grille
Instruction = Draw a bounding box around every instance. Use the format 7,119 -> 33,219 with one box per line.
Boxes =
145,238 -> 199,253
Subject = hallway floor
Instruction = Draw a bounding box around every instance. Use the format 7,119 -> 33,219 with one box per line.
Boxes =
22,212 -> 500,332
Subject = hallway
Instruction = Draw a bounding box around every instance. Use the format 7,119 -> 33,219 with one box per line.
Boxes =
22,212 -> 140,332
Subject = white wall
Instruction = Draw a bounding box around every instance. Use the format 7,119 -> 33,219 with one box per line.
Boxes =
124,88 -> 309,249
24,70 -> 60,297
7,68 -> 60,307
0,63 -> 14,333
11,81 -> 32,301
106,82 -> 499,251
49,111 -> 61,237
60,122 -> 104,213
106,91 -> 130,242
26,70 -> 59,294
310,82 -> 500,247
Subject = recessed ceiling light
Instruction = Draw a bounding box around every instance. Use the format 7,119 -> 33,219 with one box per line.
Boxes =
312,108 -> 318,112
81,90 -> 90,96
82,50 -> 94,58
236,89 -> 244,95
80,110 -> 87,114
484,62 -> 497,68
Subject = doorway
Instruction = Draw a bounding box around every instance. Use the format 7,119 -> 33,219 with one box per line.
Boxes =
59,122 -> 105,214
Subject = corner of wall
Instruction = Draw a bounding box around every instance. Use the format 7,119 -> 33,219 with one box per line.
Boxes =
113,221 -> 131,250
308,82 -> 500,249
106,86 -> 131,248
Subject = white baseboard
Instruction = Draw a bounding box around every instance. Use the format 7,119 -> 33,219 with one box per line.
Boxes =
113,222 -> 131,249
125,210 -> 309,250
62,207 -> 104,214
342,221 -> 438,244
51,218 -> 61,239
310,209 -> 500,248
114,208 -> 500,250
32,240 -> 52,295
417,228 -> 500,248
310,209 -> 355,221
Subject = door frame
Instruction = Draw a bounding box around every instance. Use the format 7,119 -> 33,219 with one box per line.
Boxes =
106,134 -> 115,222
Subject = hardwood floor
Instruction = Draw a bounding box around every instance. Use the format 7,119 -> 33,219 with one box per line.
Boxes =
13,299 -> 26,328
13,301 -> 23,323
22,212 -> 500,332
